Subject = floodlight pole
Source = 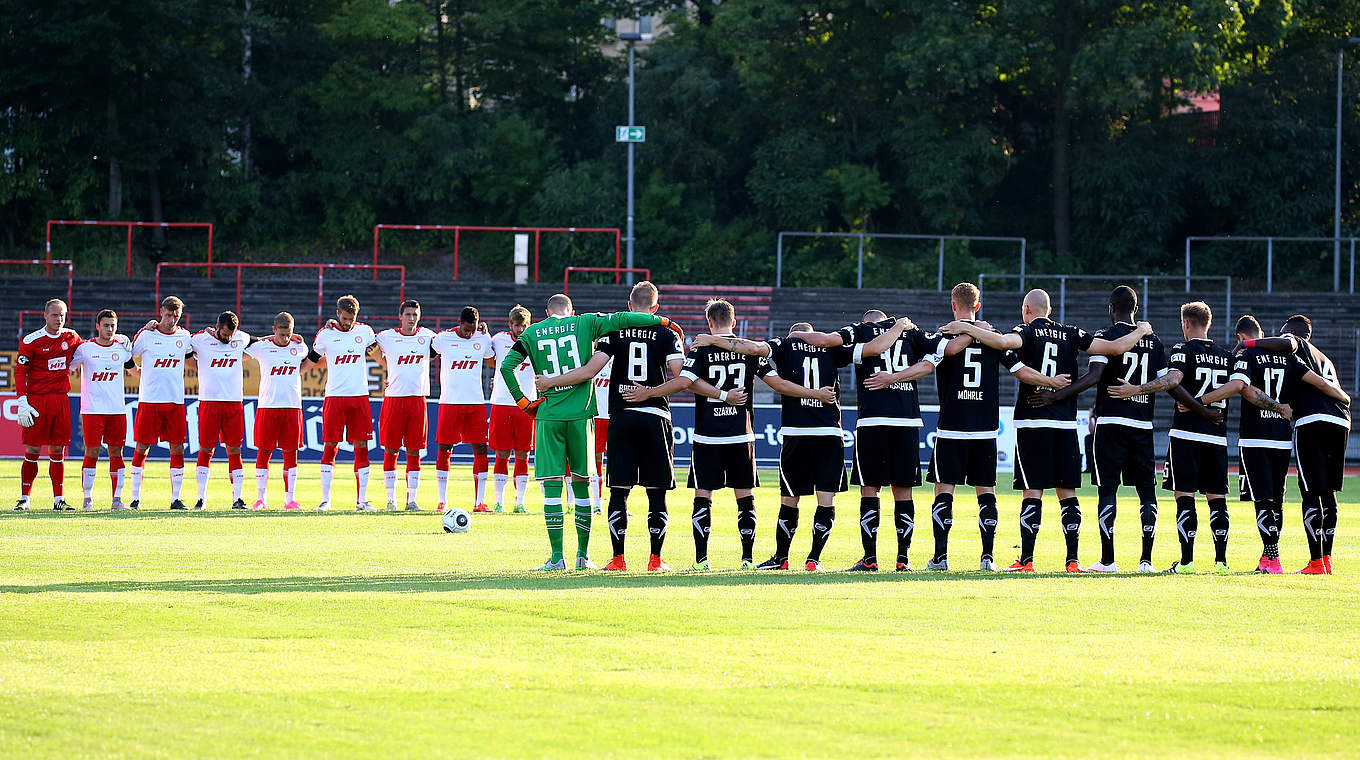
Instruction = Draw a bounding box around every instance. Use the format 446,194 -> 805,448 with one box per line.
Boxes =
621,32 -> 641,286
1336,39 -> 1360,291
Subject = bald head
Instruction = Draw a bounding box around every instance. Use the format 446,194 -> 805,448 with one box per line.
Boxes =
862,309 -> 887,323
546,293 -> 573,317
1022,289 -> 1051,323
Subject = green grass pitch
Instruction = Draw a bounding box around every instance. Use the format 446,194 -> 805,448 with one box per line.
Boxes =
1,459 -> 1357,758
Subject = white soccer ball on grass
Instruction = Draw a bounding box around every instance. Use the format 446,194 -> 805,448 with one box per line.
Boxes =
442,508 -> 471,533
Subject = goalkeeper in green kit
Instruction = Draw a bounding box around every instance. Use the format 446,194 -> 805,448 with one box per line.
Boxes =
499,293 -> 683,570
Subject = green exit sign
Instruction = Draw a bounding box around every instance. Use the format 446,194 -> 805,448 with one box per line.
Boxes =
615,126 -> 646,142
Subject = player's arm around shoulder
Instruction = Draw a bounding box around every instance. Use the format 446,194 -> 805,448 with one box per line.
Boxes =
690,333 -> 771,357
943,320 -> 1022,350
1087,321 -> 1152,355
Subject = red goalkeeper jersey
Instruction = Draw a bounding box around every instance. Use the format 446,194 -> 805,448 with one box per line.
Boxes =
16,327 -> 83,396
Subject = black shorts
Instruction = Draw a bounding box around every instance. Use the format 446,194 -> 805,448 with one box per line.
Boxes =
687,441 -> 758,491
1091,423 -> 1155,490
1012,427 -> 1081,491
605,411 -> 675,490
851,426 -> 921,488
1294,422 -> 1349,495
1162,436 -> 1228,495
927,436 -> 997,487
1239,446 -> 1291,503
778,435 -> 848,497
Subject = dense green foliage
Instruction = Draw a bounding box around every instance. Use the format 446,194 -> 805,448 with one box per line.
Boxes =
1,1 -> 1358,286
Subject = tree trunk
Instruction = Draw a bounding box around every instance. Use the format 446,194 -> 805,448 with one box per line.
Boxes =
434,1 -> 448,101
242,0 -> 253,179
452,0 -> 465,109
106,95 -> 122,218
147,169 -> 165,249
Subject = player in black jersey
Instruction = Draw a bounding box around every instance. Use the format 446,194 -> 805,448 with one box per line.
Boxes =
628,300 -> 831,570
894,283 -> 1011,571
1028,286 -> 1174,573
1198,315 -> 1315,573
692,324 -> 851,571
537,282 -> 684,572
799,309 -> 958,571
1110,301 -> 1233,574
946,288 -> 1152,572
1242,314 -> 1351,574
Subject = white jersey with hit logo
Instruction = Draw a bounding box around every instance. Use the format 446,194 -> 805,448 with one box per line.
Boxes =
191,329 -> 251,402
432,330 -> 495,405
313,323 -> 377,398
490,331 -> 536,407
72,337 -> 132,415
592,359 -> 613,420
376,327 -> 435,398
132,326 -> 193,404
247,338 -> 308,409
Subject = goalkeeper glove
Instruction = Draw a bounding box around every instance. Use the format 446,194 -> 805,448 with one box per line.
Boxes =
15,396 -> 39,428
658,316 -> 685,342
517,397 -> 544,418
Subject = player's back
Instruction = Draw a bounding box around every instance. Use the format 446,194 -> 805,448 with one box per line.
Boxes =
515,315 -> 600,420
934,322 -> 1003,435
1010,317 -> 1092,425
682,340 -> 772,443
1287,339 -> 1350,426
840,319 -> 944,425
767,335 -> 852,434
597,324 -> 683,417
1168,337 -> 1233,439
1091,322 -> 1167,428
1232,347 -> 1296,445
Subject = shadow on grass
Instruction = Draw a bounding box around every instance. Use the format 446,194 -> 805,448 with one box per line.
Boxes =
0,567 -> 1174,595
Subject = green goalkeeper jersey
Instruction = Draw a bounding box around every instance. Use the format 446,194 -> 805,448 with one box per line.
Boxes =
500,311 -> 666,421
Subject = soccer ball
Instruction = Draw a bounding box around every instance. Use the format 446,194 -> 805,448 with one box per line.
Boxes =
442,508 -> 471,533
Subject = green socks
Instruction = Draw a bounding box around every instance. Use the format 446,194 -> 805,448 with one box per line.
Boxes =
571,479 -> 592,557
542,480 -> 565,562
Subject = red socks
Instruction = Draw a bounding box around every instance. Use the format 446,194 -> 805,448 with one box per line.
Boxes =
383,450 -> 398,471
82,454 -> 98,470
169,453 -> 184,470
354,446 -> 370,471
131,450 -> 147,468
256,451 -> 272,469
473,451 -> 488,474
48,456 -> 64,497
436,449 -> 451,471
494,455 -> 510,475
21,457 -> 38,496
196,450 -> 213,468
228,451 -> 243,472
405,452 -> 420,473
514,457 -> 528,478
321,446 -> 338,467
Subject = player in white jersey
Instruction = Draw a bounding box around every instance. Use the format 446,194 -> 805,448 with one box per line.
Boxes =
307,295 -> 381,511
373,299 -> 436,510
129,296 -> 193,510
70,309 -> 136,510
488,305 -> 537,513
587,357 -> 614,514
189,312 -> 251,510
431,306 -> 496,513
245,312 -> 314,510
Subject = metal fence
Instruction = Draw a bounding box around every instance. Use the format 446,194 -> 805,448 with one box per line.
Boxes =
1185,236 -> 1360,293
775,231 -> 1027,289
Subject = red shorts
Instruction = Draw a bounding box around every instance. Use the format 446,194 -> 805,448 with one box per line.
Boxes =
322,395 -> 373,443
489,405 -> 534,451
379,396 -> 428,451
21,393 -> 71,447
594,417 -> 609,455
198,400 -> 245,448
254,407 -> 303,451
81,413 -> 127,450
436,404 -> 488,446
134,402 -> 187,446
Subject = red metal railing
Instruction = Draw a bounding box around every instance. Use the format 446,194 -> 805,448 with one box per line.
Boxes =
45,220 -> 214,278
17,310 -> 185,340
155,262 -> 405,327
563,267 -> 651,295
372,224 -> 622,282
1,259 -> 74,307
